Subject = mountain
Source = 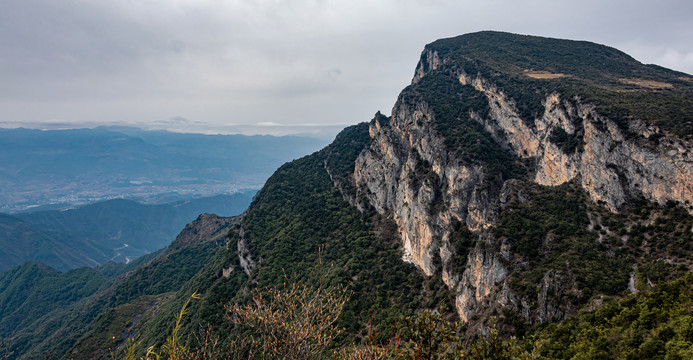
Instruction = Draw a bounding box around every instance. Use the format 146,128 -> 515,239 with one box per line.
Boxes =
358,31 -> 693,329
0,213 -> 233,359
0,262 -> 107,356
0,127 -> 326,213
0,213 -> 103,272
3,31 -> 693,359
532,273 -> 693,359
0,193 -> 254,272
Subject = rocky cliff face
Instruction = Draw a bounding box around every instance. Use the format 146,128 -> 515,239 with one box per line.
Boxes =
354,100 -> 495,277
459,71 -> 693,212
19,32 -> 693,359
350,38 -> 693,326
353,84 -> 508,323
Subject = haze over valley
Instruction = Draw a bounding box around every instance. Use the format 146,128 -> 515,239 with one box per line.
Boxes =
0,127 -> 326,213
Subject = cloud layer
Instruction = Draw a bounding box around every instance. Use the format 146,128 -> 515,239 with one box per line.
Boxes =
2,0 -> 692,136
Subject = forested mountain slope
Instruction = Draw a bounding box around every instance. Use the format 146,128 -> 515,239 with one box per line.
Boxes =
351,31 -> 693,331
1,214 -> 235,359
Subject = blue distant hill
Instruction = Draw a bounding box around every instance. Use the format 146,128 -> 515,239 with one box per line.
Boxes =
0,192 -> 254,272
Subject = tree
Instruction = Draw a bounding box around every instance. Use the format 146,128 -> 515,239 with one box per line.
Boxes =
400,307 -> 463,360
464,319 -> 538,360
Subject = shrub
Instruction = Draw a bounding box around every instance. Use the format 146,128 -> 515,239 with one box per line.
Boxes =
114,272 -> 349,360
225,275 -> 349,359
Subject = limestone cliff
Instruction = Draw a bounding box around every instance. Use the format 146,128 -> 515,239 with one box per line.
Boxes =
22,32 -> 693,359
354,100 -> 495,277
459,72 -> 693,212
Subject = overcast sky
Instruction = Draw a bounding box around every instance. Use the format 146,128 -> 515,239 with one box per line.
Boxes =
1,0 -> 692,138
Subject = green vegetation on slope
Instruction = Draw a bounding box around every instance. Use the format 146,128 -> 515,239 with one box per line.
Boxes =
532,273 -> 693,359
243,126 -> 453,343
61,220 -> 234,360
324,119 -> 374,197
0,194 -> 253,273
6,32 -> 693,359
492,180 -> 693,336
109,269 -> 693,360
96,250 -> 165,279
105,237 -> 226,310
68,295 -> 162,360
0,262 -> 108,358
0,214 -> 232,360
588,198 -> 693,290
14,193 -> 253,267
425,31 -> 693,138
0,214 -> 103,272
494,182 -> 631,310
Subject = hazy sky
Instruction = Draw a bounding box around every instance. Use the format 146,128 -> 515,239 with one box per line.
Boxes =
2,0 -> 692,138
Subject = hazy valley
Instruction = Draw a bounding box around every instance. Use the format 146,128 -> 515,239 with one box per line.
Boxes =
0,127 -> 326,213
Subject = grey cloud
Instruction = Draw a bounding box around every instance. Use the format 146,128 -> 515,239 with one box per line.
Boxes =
328,69 -> 342,79
1,0 -> 692,135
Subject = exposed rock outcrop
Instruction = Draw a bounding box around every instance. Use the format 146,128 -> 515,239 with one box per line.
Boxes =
236,227 -> 256,277
454,244 -> 511,322
354,100 -> 495,277
168,213 -> 235,251
461,72 -> 693,212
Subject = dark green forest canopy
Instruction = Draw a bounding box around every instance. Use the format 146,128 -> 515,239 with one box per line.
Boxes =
532,273 -> 693,359
423,31 -> 693,138
126,124 -> 454,351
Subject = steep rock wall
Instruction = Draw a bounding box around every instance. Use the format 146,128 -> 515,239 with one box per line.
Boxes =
453,243 -> 511,322
354,100 -> 497,276
461,72 -> 693,212
352,48 -> 693,324
353,98 -> 505,321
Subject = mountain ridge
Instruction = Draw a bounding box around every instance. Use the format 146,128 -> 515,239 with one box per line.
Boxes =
0,211 -> 236,359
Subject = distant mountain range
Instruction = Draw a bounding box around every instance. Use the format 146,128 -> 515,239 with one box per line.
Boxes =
0,193 -> 254,272
0,126 -> 327,212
